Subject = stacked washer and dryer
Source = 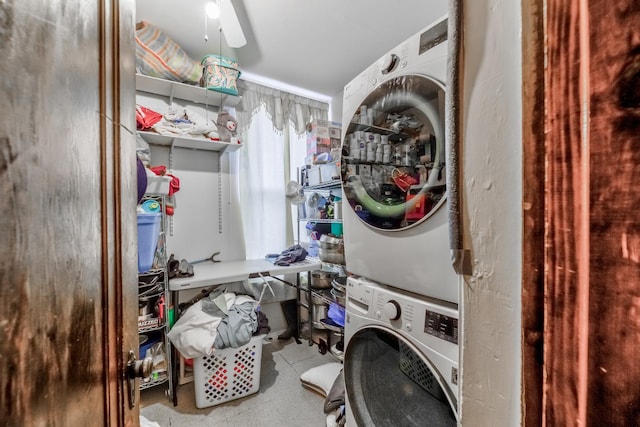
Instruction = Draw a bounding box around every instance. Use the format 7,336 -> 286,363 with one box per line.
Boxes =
339,15 -> 460,426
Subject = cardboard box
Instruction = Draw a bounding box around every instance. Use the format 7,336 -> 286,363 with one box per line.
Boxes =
306,136 -> 331,158
307,119 -> 341,139
138,316 -> 161,330
306,120 -> 342,159
145,175 -> 171,195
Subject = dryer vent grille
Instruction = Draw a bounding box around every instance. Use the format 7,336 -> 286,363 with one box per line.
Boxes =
398,341 -> 446,401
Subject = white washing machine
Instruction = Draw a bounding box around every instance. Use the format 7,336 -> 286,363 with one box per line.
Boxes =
340,15 -> 458,304
344,276 -> 458,426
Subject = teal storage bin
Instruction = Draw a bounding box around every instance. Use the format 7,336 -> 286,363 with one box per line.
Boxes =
138,212 -> 161,273
200,54 -> 241,96
331,222 -> 343,237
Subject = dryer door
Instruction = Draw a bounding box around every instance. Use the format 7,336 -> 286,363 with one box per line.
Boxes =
341,75 -> 446,231
344,327 -> 457,426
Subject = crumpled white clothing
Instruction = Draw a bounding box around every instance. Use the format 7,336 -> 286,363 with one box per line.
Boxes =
167,293 -> 257,359
152,107 -> 218,139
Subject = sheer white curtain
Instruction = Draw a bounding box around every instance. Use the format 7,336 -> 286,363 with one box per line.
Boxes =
237,81 -> 328,259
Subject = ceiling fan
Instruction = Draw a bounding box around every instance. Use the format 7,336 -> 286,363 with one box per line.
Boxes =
205,0 -> 247,48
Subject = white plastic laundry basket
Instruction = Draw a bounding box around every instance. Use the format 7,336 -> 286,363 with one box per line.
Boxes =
193,334 -> 264,409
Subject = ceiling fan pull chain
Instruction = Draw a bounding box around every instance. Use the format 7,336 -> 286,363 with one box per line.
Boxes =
204,14 -> 208,42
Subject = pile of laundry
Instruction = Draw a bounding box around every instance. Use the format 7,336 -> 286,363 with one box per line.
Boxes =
153,107 -> 219,139
273,244 -> 308,266
136,104 -> 219,140
167,289 -> 264,358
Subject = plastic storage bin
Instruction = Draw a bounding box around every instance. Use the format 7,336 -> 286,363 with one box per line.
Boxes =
200,54 -> 241,96
145,175 -> 171,195
137,212 -> 162,273
193,335 -> 264,409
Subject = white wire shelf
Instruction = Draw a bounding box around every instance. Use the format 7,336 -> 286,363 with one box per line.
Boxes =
303,180 -> 342,190
297,218 -> 342,223
136,74 -> 241,107
137,131 -> 242,153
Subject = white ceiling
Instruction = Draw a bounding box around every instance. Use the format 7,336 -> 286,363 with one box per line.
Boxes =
136,0 -> 448,99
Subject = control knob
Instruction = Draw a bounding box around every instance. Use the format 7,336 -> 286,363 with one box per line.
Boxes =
382,300 -> 401,320
380,54 -> 399,74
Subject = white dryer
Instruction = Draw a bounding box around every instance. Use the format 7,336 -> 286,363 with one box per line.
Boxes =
344,276 -> 458,426
340,15 -> 458,304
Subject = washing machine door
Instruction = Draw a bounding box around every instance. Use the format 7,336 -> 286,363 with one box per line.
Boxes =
341,75 -> 446,231
345,327 -> 457,426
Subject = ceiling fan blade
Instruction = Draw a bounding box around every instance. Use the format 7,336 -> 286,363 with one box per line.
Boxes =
219,0 -> 246,48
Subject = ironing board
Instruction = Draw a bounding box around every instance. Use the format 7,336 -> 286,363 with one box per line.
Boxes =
169,257 -> 321,291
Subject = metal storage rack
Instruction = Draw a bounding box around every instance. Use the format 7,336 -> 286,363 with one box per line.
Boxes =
137,194 -> 173,394
295,174 -> 344,250
296,168 -> 345,361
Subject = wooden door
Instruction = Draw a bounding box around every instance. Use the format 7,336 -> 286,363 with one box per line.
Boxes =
0,1 -> 138,426
523,0 -> 640,425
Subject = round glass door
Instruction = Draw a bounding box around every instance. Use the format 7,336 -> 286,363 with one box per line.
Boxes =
345,328 -> 457,427
341,75 -> 446,230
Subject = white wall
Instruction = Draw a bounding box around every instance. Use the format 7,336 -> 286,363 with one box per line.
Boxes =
329,90 -> 343,123
136,93 -> 246,265
460,1 -> 523,425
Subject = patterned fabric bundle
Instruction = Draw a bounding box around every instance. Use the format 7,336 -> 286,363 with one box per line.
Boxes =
135,21 -> 201,84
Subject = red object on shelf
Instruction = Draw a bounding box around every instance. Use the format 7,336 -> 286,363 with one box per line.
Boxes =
136,105 -> 163,130
392,168 -> 418,192
405,193 -> 428,221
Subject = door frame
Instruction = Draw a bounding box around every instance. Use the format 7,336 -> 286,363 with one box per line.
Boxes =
521,0 -> 545,425
522,1 -> 640,425
103,0 -> 138,425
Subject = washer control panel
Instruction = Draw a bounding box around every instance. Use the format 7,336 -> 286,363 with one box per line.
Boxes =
419,17 -> 448,54
348,276 -> 459,346
424,309 -> 458,344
